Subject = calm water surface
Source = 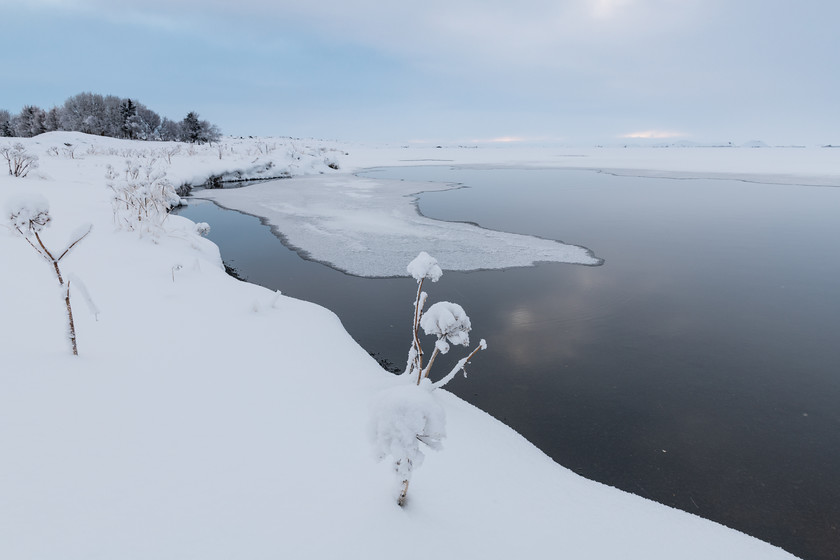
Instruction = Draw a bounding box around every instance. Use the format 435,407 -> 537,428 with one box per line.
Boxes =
177,167 -> 840,560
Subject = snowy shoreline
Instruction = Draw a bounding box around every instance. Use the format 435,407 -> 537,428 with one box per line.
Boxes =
1,132 -> 807,559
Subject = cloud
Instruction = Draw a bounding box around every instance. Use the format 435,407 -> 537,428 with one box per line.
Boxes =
15,0 -> 705,68
6,0 -> 840,143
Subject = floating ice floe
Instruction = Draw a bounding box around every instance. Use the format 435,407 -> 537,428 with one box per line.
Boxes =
196,174 -> 601,277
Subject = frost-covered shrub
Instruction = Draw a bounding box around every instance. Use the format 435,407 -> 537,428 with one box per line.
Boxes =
194,222 -> 211,236
160,145 -> 181,164
1,143 -> 39,177
63,144 -> 78,159
371,251 -> 486,506
107,158 -> 180,234
6,194 -> 92,355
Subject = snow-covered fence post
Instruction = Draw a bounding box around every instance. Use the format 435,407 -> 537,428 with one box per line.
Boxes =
6,194 -> 92,356
371,252 -> 487,506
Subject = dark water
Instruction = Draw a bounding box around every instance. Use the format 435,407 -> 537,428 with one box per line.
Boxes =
176,167 -> 840,560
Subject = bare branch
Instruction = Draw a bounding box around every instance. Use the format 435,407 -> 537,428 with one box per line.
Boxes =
57,224 -> 93,261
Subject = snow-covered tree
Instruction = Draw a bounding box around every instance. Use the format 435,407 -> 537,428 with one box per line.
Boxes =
181,111 -> 222,144
181,111 -> 202,143
5,93 -> 212,142
371,252 -> 486,506
119,98 -> 138,139
0,109 -> 13,137
136,104 -> 162,140
158,117 -> 182,142
6,194 -> 91,355
13,106 -> 47,137
43,106 -> 62,132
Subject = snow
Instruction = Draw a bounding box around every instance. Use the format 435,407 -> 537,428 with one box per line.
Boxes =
0,132 -> 810,559
369,378 -> 446,498
420,301 -> 471,351
406,250 -> 443,282
6,191 -> 51,233
198,174 -> 601,277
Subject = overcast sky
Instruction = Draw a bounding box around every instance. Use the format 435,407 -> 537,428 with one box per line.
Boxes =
2,1 -> 837,145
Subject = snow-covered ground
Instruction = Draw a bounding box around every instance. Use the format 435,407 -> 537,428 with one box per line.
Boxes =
1,132 -> 819,559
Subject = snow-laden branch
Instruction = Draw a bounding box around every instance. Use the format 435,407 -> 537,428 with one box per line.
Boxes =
58,223 -> 93,261
432,339 -> 487,390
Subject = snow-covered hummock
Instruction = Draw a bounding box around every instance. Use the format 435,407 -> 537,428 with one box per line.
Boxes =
0,133 -> 803,560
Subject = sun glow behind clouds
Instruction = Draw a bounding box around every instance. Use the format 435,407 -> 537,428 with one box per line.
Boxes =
591,0 -> 636,19
621,130 -> 686,139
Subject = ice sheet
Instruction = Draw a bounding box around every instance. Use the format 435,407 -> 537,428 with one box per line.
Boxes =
197,174 -> 601,277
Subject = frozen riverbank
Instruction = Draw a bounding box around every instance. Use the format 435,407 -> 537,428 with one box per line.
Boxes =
0,133 -> 803,559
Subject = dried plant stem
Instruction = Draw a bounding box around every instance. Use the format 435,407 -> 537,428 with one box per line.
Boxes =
29,229 -> 88,356
398,479 -> 409,507
421,347 -> 441,382
411,278 -> 425,382
65,282 -> 78,356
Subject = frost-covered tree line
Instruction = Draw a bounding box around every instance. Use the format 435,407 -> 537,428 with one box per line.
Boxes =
0,93 -> 220,143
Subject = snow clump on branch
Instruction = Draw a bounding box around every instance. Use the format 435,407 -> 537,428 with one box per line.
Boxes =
420,301 -> 471,354
369,379 -> 445,503
407,251 -> 442,282
6,193 -> 51,234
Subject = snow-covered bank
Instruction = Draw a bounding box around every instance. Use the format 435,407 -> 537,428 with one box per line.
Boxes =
1,133 -> 799,559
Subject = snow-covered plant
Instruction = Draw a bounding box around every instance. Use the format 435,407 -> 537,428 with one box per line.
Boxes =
161,145 -> 181,164
107,158 -> 179,234
6,194 -> 92,355
404,251 -> 486,388
371,252 -> 487,506
1,143 -> 39,177
62,144 -> 78,159
369,380 -> 445,506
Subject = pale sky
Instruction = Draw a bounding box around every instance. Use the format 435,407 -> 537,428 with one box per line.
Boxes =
1,0 -> 837,145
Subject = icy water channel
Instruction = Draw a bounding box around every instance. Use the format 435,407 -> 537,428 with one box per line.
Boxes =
175,166 -> 840,560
